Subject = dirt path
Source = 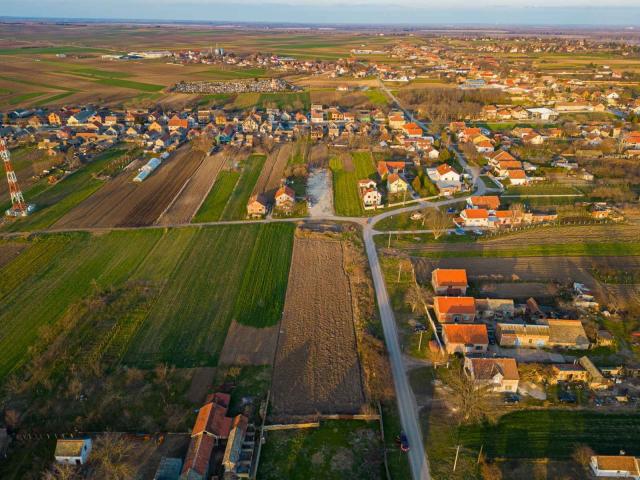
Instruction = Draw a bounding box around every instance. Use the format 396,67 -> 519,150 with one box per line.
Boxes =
219,320 -> 280,366
307,169 -> 334,217
156,151 -> 226,225
271,237 -> 365,416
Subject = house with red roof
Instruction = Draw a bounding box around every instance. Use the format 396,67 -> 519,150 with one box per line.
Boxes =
431,269 -> 468,295
434,296 -> 476,323
442,324 -> 488,355
402,122 -> 423,138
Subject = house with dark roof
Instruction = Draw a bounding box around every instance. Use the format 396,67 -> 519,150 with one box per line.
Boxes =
464,357 -> 520,393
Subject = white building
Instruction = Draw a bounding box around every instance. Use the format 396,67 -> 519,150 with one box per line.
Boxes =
590,455 -> 640,479
55,438 -> 92,466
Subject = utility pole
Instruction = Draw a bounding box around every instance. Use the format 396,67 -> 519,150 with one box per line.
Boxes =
387,232 -> 391,248
453,444 -> 460,472
477,444 -> 484,464
396,261 -> 402,283
418,330 -> 423,351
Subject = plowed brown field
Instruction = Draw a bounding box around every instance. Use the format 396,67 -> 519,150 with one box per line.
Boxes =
252,144 -> 292,199
54,146 -> 205,228
414,255 -> 640,308
271,237 -> 365,417
156,150 -> 226,225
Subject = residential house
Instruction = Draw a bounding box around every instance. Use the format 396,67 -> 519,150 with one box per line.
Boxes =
460,208 -> 490,228
168,115 -> 188,132
431,268 -> 468,295
464,357 -> 520,393
590,455 -> 640,479
442,323 -> 488,355
182,393 -> 233,480
387,173 -> 409,194
467,196 -> 500,211
67,110 -> 96,127
402,122 -> 423,138
247,195 -> 268,218
274,185 -> 295,213
55,439 -> 92,465
434,296 -> 476,323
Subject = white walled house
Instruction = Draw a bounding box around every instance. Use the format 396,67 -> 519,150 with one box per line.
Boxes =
590,455 -> 640,479
55,439 -> 92,465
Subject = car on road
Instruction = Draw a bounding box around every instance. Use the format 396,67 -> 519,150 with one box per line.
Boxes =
398,431 -> 410,452
472,229 -> 484,236
504,393 -> 520,404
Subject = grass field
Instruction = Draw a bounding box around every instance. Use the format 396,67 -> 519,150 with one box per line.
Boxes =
192,171 -> 240,222
459,410 -> 640,459
220,154 -> 266,220
232,223 -> 295,328
258,420 -> 384,480
3,148 -> 131,232
330,151 -> 376,216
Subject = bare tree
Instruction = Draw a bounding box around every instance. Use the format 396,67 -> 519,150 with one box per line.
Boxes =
43,463 -> 80,480
192,134 -> 214,154
572,444 -> 595,472
404,283 -> 426,313
89,433 -> 136,480
426,209 -> 451,240
441,362 -> 492,424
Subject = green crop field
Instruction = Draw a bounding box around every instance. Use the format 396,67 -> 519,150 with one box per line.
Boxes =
0,46 -> 112,55
0,224 -> 295,380
365,89 -> 389,106
258,420 -> 384,480
195,67 -> 268,80
3,148 -> 132,232
258,91 -> 311,110
220,154 -> 266,220
0,230 -> 162,380
7,92 -> 47,106
459,410 -> 640,459
32,91 -> 74,106
95,78 -> 165,92
232,223 -> 295,327
192,171 -> 240,222
124,224 -> 294,366
330,151 -> 376,216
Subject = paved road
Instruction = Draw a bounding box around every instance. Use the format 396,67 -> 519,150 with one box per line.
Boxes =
1,93 -> 480,480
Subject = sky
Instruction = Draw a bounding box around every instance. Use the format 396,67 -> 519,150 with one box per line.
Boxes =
3,0 -> 640,26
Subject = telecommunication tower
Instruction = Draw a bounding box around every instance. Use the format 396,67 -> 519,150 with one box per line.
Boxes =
0,138 -> 33,217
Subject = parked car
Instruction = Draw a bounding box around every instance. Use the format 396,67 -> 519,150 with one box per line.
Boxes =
399,432 -> 410,452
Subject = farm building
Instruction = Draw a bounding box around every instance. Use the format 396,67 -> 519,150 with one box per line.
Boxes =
496,323 -> 550,348
275,185 -> 296,213
464,357 -> 520,393
475,298 -> 515,320
54,438 -> 92,465
431,268 -> 468,295
551,364 -> 589,384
